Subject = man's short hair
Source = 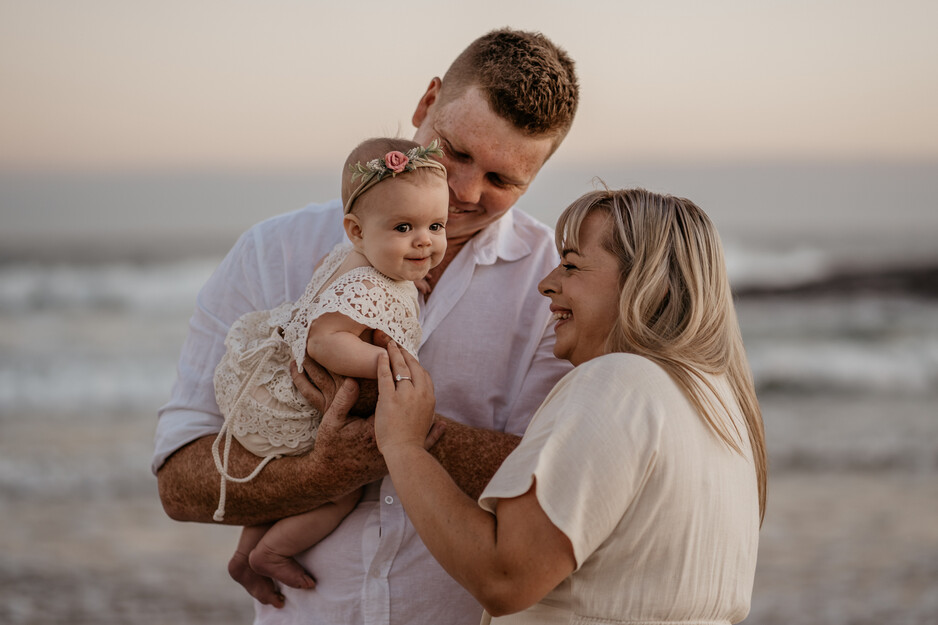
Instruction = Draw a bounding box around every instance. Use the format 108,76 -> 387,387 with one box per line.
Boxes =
441,28 -> 579,142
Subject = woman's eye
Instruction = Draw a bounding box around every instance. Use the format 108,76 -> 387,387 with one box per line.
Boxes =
562,263 -> 578,271
394,224 -> 412,233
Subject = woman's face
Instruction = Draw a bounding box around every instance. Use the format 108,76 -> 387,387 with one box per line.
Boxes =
539,211 -> 622,366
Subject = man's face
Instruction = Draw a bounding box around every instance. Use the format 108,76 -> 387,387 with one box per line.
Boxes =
412,83 -> 556,243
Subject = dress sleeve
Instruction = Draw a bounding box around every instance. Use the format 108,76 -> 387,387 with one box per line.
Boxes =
290,266 -> 422,367
478,355 -> 664,569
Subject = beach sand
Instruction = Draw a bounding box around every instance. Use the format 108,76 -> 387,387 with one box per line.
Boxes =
2,392 -> 936,624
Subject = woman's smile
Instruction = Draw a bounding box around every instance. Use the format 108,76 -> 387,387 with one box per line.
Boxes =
539,212 -> 622,367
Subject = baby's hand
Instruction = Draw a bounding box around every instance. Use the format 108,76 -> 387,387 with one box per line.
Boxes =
414,278 -> 432,296
371,330 -> 392,349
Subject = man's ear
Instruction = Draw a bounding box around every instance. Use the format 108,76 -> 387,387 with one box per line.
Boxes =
343,214 -> 364,245
412,77 -> 442,128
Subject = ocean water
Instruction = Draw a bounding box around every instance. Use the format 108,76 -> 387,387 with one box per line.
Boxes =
1,161 -> 937,623
0,249 -> 936,417
2,159 -> 937,415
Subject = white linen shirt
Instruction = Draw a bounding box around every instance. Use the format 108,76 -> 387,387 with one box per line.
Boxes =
153,199 -> 573,625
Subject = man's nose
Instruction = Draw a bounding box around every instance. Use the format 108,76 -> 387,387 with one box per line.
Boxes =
448,167 -> 483,206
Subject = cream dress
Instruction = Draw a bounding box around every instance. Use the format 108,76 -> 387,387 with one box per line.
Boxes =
478,353 -> 760,625
210,242 -> 420,520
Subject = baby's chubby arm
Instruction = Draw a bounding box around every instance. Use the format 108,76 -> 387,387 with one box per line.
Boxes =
306,311 -> 385,380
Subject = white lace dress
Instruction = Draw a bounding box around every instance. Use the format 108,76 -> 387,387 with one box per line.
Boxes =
210,242 -> 420,521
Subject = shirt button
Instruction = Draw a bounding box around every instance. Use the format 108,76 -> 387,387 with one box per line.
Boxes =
384,496 -> 394,505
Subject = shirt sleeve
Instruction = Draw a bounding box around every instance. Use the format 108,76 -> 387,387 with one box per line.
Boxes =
151,227 -> 271,473
478,355 -> 665,568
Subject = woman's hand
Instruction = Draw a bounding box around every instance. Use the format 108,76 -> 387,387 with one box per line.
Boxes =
375,342 -> 438,457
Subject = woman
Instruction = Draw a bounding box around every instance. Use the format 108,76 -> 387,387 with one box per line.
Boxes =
374,188 -> 767,624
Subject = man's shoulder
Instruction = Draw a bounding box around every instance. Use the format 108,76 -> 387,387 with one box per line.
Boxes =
248,198 -> 344,239
506,208 -> 560,272
231,199 -> 346,262
510,207 -> 555,241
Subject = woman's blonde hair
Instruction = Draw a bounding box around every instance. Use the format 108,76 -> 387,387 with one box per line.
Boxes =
555,187 -> 767,524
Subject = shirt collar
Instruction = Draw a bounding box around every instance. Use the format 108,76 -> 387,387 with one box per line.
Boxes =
465,209 -> 533,266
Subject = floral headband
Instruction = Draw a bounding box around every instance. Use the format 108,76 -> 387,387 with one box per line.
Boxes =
344,140 -> 447,214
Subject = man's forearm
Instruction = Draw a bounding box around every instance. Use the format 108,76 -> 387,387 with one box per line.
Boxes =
429,416 -> 521,500
157,435 -> 374,526
157,415 -> 518,525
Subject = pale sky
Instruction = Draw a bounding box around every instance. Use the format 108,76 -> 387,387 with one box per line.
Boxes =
2,0 -> 937,172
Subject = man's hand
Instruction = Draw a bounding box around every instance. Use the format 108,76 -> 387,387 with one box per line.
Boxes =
293,355 -> 377,417
305,375 -> 389,490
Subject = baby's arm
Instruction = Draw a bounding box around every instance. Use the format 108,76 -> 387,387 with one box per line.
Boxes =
307,311 -> 385,379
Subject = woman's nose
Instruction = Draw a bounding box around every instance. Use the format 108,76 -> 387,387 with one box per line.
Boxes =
538,267 -> 559,295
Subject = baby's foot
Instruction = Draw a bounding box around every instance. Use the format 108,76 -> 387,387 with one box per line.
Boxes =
228,550 -> 286,608
249,543 -> 317,590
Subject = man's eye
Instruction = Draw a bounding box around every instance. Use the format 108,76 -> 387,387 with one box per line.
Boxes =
443,139 -> 470,162
395,224 -> 412,233
487,173 -> 510,188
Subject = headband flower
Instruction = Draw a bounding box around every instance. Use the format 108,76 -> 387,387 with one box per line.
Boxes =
384,151 -> 409,173
345,140 -> 446,213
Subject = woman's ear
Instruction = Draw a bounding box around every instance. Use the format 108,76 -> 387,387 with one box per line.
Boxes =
344,214 -> 364,245
412,77 -> 442,128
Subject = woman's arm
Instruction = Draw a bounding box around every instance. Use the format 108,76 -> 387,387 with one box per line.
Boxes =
294,345 -> 523,500
375,343 -> 576,616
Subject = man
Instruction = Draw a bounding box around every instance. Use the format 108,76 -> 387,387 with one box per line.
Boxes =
154,28 -> 579,625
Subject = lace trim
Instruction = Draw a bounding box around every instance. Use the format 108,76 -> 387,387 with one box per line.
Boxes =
211,243 -> 420,521
214,307 -> 322,451
281,243 -> 421,373
211,307 -> 322,521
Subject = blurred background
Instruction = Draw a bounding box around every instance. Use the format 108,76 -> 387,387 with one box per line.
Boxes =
1,1 -> 936,623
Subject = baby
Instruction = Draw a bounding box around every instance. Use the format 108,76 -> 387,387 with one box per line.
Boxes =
211,137 -> 448,605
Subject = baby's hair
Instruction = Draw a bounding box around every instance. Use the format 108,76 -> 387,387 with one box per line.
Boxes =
341,137 -> 447,211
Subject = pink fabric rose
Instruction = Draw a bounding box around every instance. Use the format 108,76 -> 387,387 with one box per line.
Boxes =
384,151 -> 409,173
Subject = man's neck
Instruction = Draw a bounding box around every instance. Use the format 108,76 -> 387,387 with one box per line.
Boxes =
424,237 -> 470,295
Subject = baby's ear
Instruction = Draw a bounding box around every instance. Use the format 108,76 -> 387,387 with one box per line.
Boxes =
343,214 -> 364,244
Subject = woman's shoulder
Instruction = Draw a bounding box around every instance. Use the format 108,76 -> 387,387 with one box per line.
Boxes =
560,354 -> 688,418
574,352 -> 674,386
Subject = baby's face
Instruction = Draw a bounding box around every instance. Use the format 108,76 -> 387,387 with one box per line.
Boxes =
354,175 -> 449,282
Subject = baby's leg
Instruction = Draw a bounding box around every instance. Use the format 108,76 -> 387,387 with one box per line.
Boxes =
228,524 -> 285,608
249,488 -> 362,590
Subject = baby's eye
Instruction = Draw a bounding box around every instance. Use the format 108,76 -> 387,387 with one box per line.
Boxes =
394,224 -> 412,233
429,223 -> 445,232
